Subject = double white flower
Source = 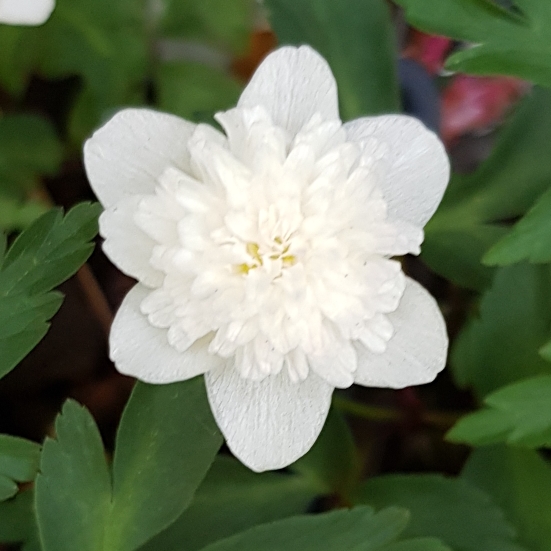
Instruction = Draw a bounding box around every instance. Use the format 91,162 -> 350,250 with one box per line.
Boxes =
0,0 -> 54,25
85,46 -> 449,472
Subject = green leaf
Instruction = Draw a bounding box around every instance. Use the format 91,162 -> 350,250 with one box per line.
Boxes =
107,378 -> 222,551
0,198 -> 49,233
36,378 -> 222,551
198,506 -> 450,551
0,115 -> 63,199
141,455 -> 318,551
423,88 -> 551,290
451,263 -> 551,397
0,475 -> 18,501
448,375 -> 551,447
0,434 -> 41,491
0,490 -> 38,545
264,0 -> 400,119
0,203 -> 100,379
484,185 -> 551,266
37,0 -> 148,106
462,446 -> 551,551
158,62 -> 242,123
0,26 -> 40,96
290,407 -> 360,497
394,0 -> 551,86
35,400 -> 111,551
160,0 -> 255,54
354,474 -> 526,551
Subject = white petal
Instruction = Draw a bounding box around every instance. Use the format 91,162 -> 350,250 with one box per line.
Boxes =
99,196 -> 163,287
344,115 -> 449,228
110,284 -> 224,384
205,368 -> 333,471
354,277 -> 448,389
238,46 -> 339,136
0,0 -> 54,25
84,108 -> 195,208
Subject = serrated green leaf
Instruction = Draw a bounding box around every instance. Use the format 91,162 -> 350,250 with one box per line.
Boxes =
265,0 -> 400,119
394,0 -> 551,86
354,474 -> 526,551
451,263 -> 551,397
462,446 -> 551,551
0,203 -> 100,379
107,378 -> 222,551
158,62 -> 242,123
484,186 -> 551,266
36,378 -> 222,551
160,0 -> 255,54
35,400 -> 111,551
448,375 -> 551,447
423,87 -> 551,290
198,506 -> 450,551
141,455 -> 318,551
290,407 -> 360,497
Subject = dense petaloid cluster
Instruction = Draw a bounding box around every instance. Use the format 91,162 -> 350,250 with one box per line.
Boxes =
85,46 -> 450,471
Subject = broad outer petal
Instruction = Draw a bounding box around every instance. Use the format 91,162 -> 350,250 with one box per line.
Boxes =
0,0 -> 54,25
345,114 -> 449,228
84,108 -> 195,208
110,284 -> 224,384
99,195 -> 163,288
205,368 -> 333,472
354,277 -> 448,389
238,46 -> 339,136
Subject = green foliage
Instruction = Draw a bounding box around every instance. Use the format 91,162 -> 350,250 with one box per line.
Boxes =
448,375 -> 551,447
451,263 -> 551,397
36,378 -> 222,551
38,0 -> 147,106
355,474 -> 526,551
36,400 -> 111,551
0,111 -> 51,231
484,186 -> 551,266
198,506 -> 450,551
141,455 -> 318,551
0,114 -> 63,199
423,88 -> 551,290
108,379 -> 222,551
0,490 -> 39,547
0,435 -> 40,501
290,407 -> 360,497
462,446 -> 551,551
394,0 -> 551,87
0,202 -> 100,380
158,62 -> 242,123
264,0 -> 400,119
159,0 -> 255,54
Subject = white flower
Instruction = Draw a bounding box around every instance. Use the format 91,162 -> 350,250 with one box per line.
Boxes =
0,0 -> 54,25
84,46 -> 449,472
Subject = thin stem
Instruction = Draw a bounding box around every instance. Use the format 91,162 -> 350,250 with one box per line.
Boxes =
333,395 -> 463,430
76,264 -> 113,338
36,183 -> 114,338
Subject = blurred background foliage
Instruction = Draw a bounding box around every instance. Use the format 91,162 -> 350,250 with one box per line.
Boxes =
2,0 -> 551,550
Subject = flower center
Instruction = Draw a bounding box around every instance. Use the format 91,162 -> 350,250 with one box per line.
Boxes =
235,238 -> 297,275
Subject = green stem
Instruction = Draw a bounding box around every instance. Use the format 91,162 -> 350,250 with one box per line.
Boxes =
333,396 -> 463,429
